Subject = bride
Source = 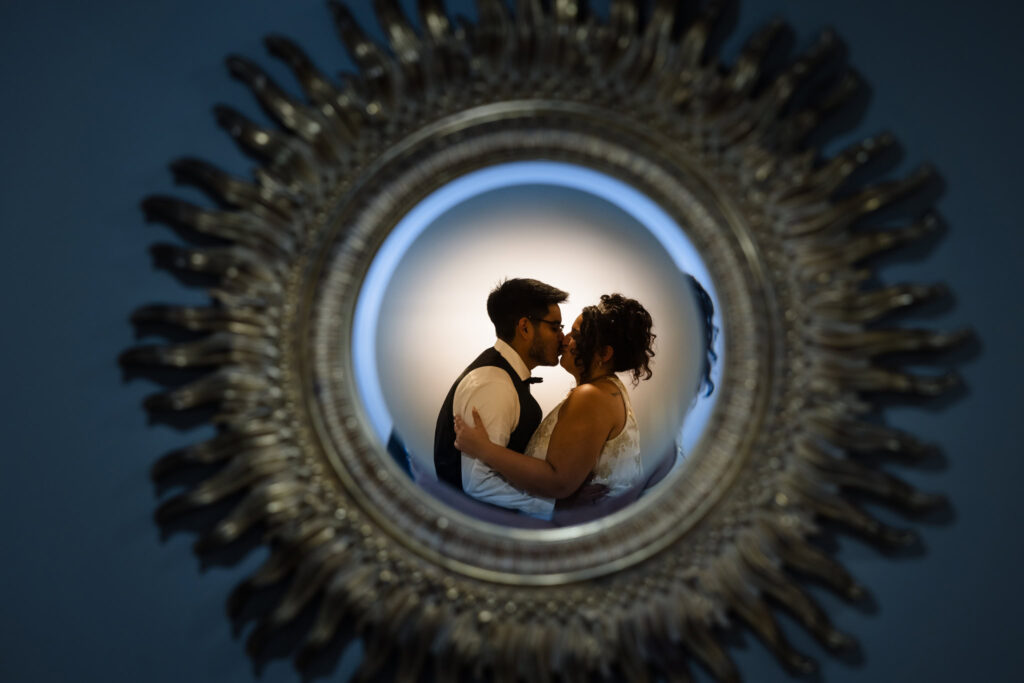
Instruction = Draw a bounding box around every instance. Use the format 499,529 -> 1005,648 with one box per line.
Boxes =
454,294 -> 656,515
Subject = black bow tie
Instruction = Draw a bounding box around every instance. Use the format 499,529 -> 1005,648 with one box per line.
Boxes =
525,377 -> 543,384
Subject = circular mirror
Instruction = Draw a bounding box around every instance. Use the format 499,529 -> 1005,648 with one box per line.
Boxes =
351,160 -> 723,527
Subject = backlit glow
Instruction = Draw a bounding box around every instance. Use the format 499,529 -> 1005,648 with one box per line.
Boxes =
353,161 -> 721,473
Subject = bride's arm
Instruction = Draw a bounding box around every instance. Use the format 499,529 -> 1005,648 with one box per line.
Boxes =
454,386 -> 613,499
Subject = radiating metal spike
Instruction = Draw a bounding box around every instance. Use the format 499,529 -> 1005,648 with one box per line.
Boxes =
797,439 -> 947,513
227,54 -> 343,162
196,479 -> 308,551
727,19 -> 786,95
213,105 -> 322,195
794,477 -> 918,547
808,413 -> 939,460
774,534 -> 866,601
375,0 -> 419,56
150,428 -> 285,478
725,580 -> 817,674
678,0 -> 725,68
737,534 -> 855,652
264,34 -> 364,143
809,283 -> 948,323
418,0 -> 451,42
120,333 -> 278,368
329,1 -> 399,116
143,366 -> 277,412
130,304 -> 273,338
679,618 -> 740,682
155,447 -> 296,522
784,166 -> 938,237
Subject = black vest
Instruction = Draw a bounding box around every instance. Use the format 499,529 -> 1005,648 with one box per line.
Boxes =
433,347 -> 542,491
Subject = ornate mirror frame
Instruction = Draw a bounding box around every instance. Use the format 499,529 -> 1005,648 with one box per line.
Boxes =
122,1 -> 969,679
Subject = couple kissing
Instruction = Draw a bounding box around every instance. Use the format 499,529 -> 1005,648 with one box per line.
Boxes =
433,278 -> 655,521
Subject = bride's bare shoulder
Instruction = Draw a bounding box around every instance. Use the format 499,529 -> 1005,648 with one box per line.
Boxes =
564,381 -> 619,409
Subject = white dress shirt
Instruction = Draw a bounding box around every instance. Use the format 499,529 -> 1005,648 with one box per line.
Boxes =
454,339 -> 555,520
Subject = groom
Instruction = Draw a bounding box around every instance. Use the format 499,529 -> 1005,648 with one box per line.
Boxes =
433,278 -> 567,517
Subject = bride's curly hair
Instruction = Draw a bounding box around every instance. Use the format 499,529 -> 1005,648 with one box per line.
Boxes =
575,294 -> 655,386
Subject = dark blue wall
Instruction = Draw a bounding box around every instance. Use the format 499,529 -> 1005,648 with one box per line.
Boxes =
1,1 -> 1019,681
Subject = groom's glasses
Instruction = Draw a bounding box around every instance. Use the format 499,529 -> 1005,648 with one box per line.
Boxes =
529,318 -> 564,332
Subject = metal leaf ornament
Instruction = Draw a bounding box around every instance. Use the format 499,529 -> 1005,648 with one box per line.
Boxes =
122,1 -> 968,680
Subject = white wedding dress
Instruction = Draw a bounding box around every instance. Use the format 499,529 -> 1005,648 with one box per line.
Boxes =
524,375 -> 643,501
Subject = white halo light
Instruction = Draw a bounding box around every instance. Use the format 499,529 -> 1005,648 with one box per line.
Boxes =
353,161 -> 719,471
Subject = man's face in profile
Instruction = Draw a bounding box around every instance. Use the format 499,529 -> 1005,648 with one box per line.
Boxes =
527,303 -> 565,367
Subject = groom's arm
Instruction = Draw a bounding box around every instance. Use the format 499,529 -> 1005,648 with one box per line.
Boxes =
453,369 -> 555,519
452,367 -> 516,449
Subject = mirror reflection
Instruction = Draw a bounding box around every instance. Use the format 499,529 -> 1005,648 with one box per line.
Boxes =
354,162 -> 722,528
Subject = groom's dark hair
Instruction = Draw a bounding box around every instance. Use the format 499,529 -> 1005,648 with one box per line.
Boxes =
487,278 -> 568,342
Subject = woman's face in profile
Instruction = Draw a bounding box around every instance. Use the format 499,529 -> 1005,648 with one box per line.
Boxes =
560,314 -> 584,375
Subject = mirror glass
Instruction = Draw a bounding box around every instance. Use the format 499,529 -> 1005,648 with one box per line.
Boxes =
353,161 -> 723,527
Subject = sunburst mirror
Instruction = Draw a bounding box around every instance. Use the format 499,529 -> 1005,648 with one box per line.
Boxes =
122,0 -> 969,679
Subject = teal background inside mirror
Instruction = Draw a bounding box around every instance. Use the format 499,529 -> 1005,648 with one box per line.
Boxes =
0,0 -> 1018,681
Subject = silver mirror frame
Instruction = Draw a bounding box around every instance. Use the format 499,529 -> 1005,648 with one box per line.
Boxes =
123,1 -> 969,679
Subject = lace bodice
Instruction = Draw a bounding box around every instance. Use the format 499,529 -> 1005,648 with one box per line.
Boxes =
523,375 -> 643,499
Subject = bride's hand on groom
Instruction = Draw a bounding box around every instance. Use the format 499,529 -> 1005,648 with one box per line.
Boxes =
453,407 -> 491,457
558,473 -> 609,507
